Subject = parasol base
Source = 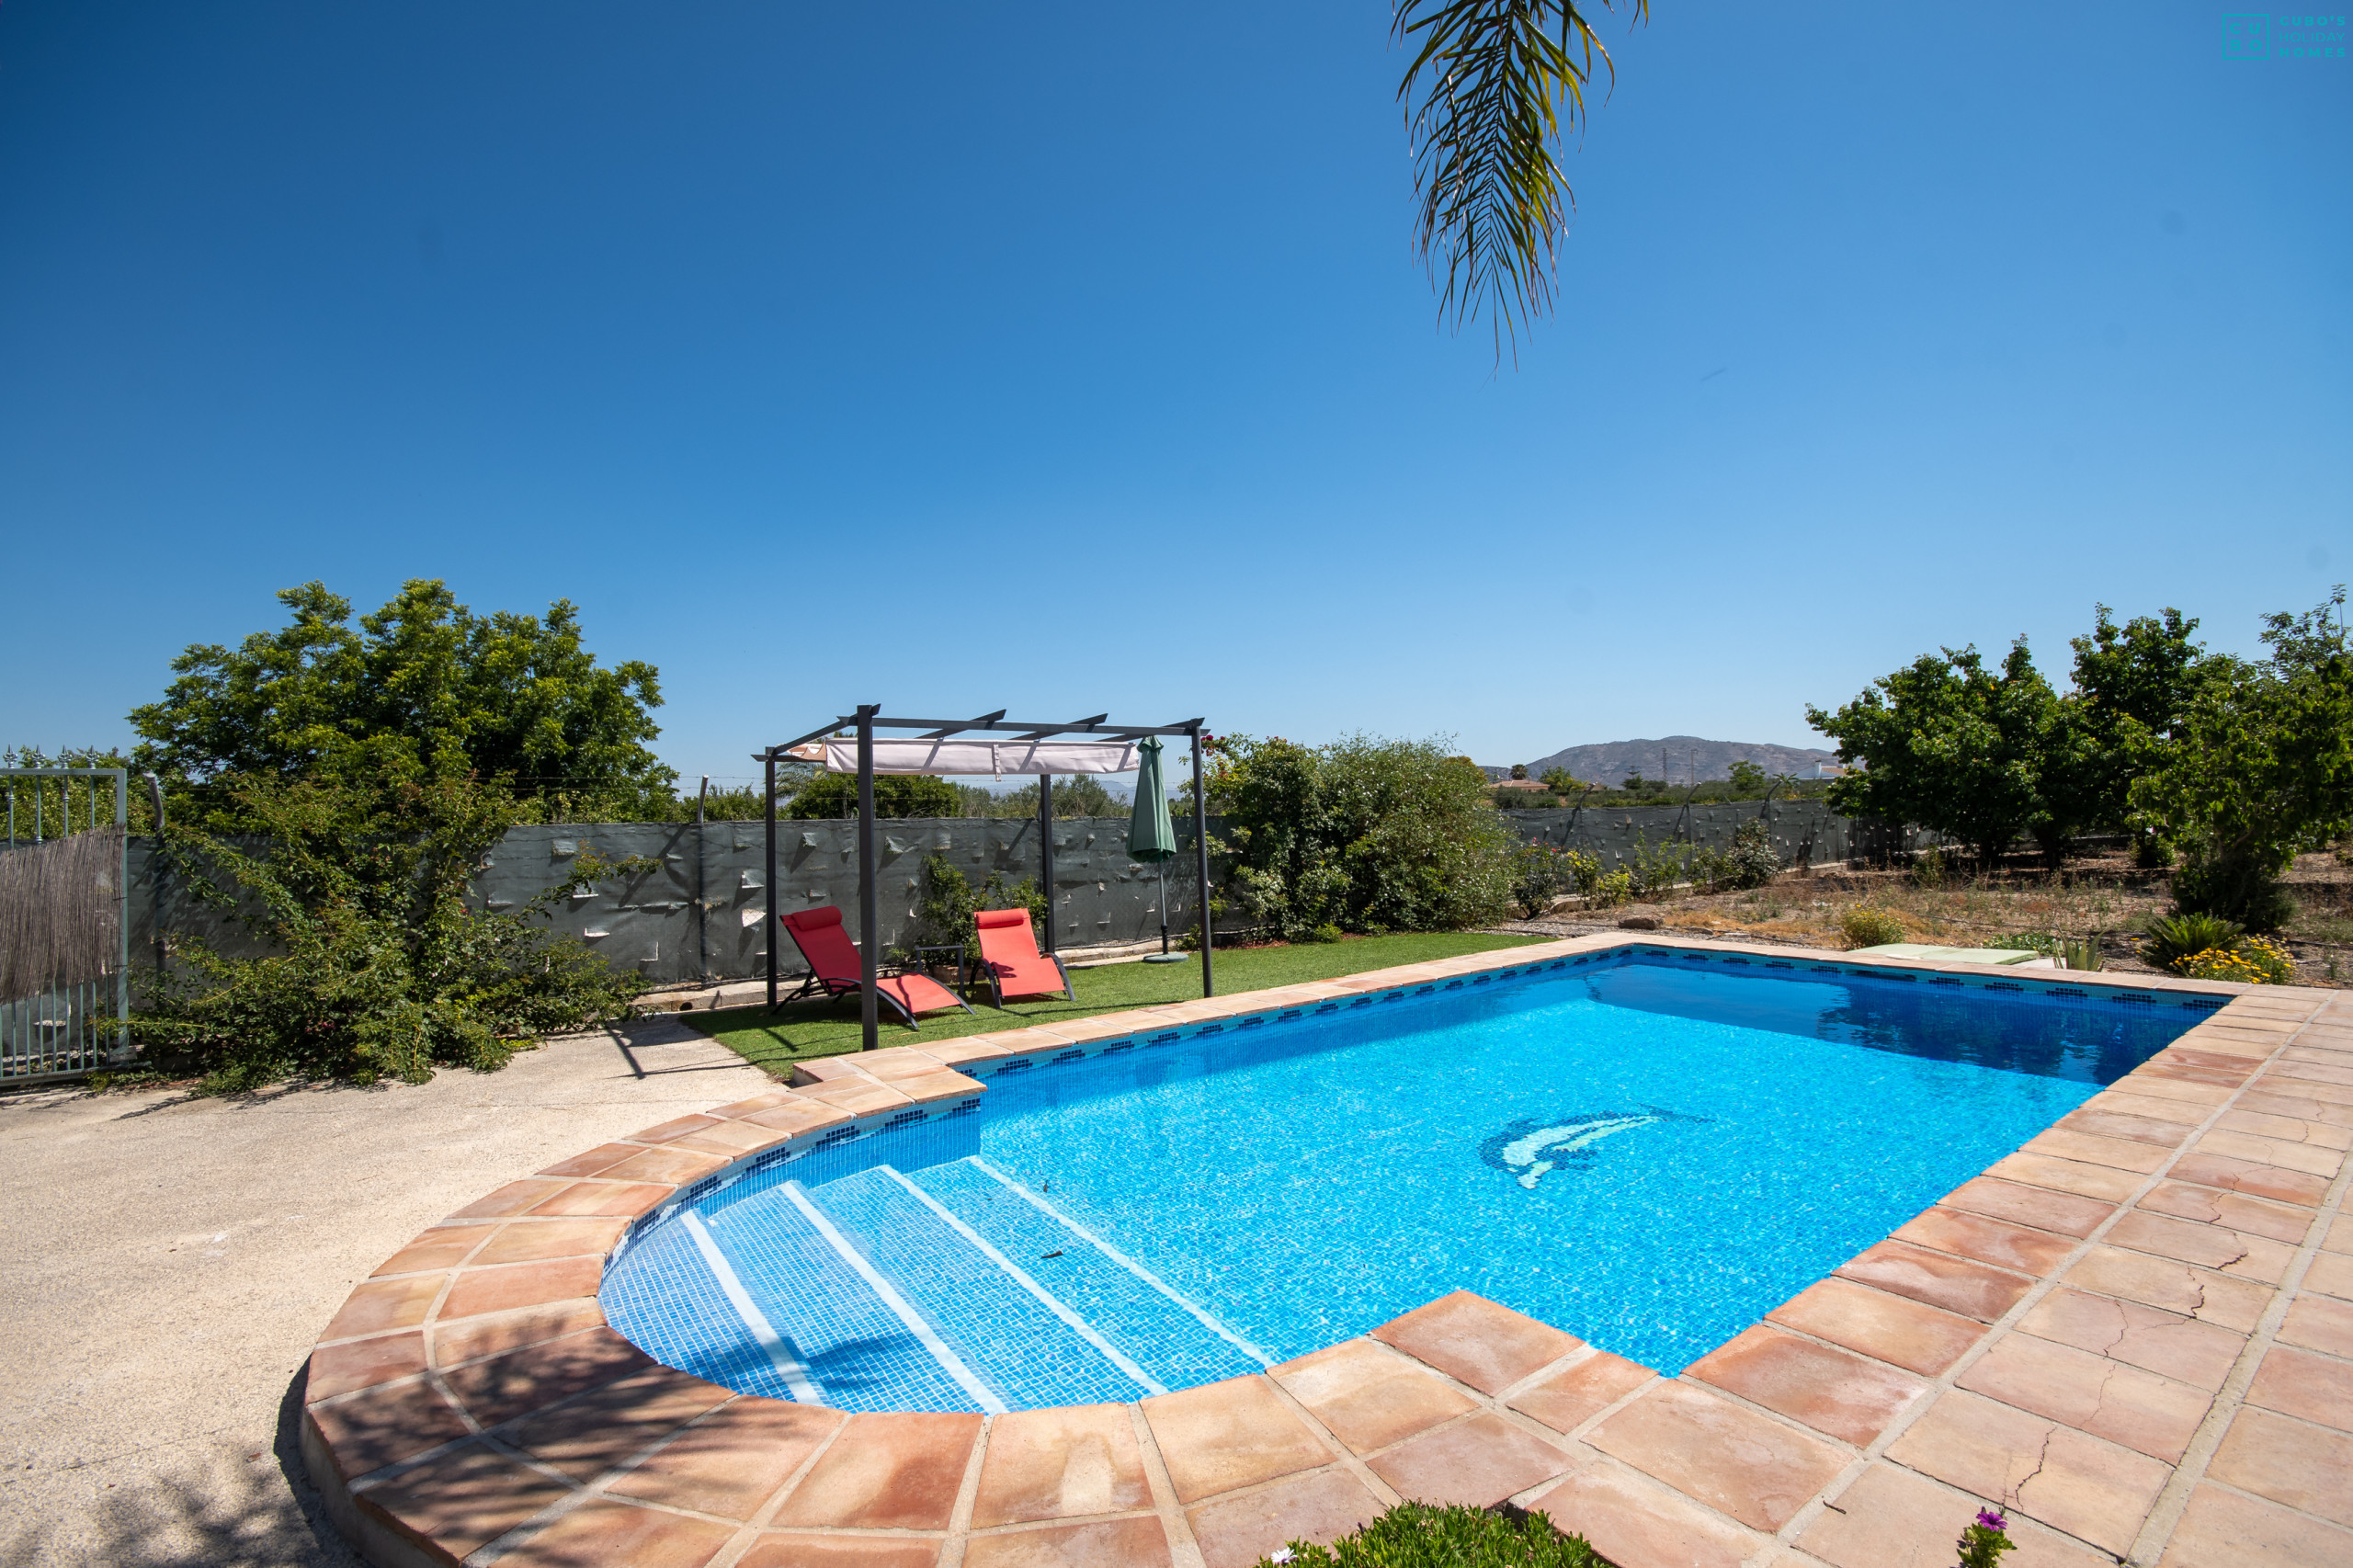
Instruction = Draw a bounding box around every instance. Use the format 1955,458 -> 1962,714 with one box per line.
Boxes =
1142,952 -> 1190,963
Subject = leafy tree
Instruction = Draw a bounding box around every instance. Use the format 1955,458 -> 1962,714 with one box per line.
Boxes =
1807,641 -> 2059,867
993,774 -> 1128,819
1539,766 -> 1586,795
2034,607 -> 2206,858
138,773 -> 642,1089
1210,734 -> 1514,939
1726,759 -> 1768,800
785,771 -> 963,819
130,581 -> 673,819
2133,590 -> 2351,929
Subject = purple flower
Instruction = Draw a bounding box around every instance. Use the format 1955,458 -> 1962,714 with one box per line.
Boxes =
1975,1509 -> 2007,1532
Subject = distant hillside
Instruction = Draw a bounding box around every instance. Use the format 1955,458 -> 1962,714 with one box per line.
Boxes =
1491,735 -> 1838,787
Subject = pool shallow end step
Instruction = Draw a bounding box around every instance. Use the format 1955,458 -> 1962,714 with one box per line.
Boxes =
298,934 -> 2352,1568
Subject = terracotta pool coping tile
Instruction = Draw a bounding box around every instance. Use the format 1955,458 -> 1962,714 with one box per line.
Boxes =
322,1274 -> 445,1342
859,1047 -> 945,1079
491,1495 -> 739,1568
1182,1464 -> 1387,1568
743,1100 -> 853,1135
1369,1290 -> 1581,1395
2087,1091 -> 2212,1127
2063,1245 -> 2275,1332
506,1365 -> 735,1481
1142,1374 -> 1336,1505
707,1089 -> 800,1116
1585,1380 -> 1849,1532
2245,1344 -> 2353,1433
1507,1348 -> 1655,1437
2056,1108 -> 2196,1149
627,1113 -> 727,1144
2131,1181 -> 2315,1245
306,1332 -> 429,1403
793,1056 -> 877,1084
604,1396 -> 844,1519
734,1536 -> 942,1568
1893,1206 -> 2080,1277
892,1068 -> 985,1104
951,1028 -> 1076,1058
2207,1404 -> 2353,1528
1937,1176 -> 2114,1239
767,1410 -> 985,1530
1956,1330 -> 2213,1463
358,1439 -> 576,1560
2193,1128 -> 2346,1177
1801,1461 -> 2116,1568
1766,1278 -> 1988,1377
535,1142 -> 644,1178
2266,1060 -> 2353,1089
2019,1128 -> 2173,1176
1363,1409 -> 1574,1506
968,1403 -> 1152,1528
2277,1293 -> 2353,1358
667,1118 -> 794,1157
2157,1482 -> 2353,1568
2104,1209 -> 2300,1283
1034,1012 -> 1157,1045
2018,1286 -> 2245,1392
2331,1212 -> 2353,1254
1886,1390 -> 2172,1555
445,1177 -> 572,1221
430,1301 -> 608,1369
2238,1088 -> 2353,1128
371,1229 -> 485,1278
1984,1152 -> 2149,1203
305,1379 -> 475,1479
2165,1151 -> 2330,1205
438,1324 -> 656,1428
1683,1324 -> 1928,1447
1523,1458 -> 1759,1568
2307,1251 -> 2353,1301
468,1217 -> 631,1267
2218,1105 -> 2353,1147
961,1516 -> 1175,1568
1269,1338 -> 1478,1456
1835,1238 -> 2034,1323
525,1180 -> 676,1219
2113,1073 -> 2233,1107
594,1144 -> 733,1186
437,1256 -> 602,1321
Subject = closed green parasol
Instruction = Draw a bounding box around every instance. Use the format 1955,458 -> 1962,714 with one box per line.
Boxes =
1128,737 -> 1187,960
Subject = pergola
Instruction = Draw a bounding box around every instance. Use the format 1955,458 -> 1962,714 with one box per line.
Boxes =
754,707 -> 1214,1052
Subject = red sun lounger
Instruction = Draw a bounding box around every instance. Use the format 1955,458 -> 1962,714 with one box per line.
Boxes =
778,905 -> 974,1028
973,908 -> 1074,1007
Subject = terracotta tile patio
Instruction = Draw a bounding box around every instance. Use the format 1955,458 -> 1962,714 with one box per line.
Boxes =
299,935 -> 2353,1567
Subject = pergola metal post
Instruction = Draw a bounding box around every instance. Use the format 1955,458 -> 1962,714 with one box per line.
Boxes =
1189,722 -> 1212,997
856,705 -> 880,1051
1038,773 -> 1055,955
762,750 -> 779,1010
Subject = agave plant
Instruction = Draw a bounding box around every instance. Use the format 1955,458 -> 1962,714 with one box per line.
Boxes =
2143,913 -> 2246,970
2059,936 -> 2104,971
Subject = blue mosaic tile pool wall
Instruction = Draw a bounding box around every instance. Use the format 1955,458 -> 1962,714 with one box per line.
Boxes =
600,945 -> 2230,1411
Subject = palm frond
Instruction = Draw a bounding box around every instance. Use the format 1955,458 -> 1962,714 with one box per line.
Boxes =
1393,0 -> 1645,359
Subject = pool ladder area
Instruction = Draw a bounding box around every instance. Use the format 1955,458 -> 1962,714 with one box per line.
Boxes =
670,1157 -> 1270,1414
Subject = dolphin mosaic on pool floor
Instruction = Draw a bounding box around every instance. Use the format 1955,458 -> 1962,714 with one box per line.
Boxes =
301,934 -> 2353,1568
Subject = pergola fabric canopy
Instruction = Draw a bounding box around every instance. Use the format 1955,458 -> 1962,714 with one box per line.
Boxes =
792,739 -> 1144,777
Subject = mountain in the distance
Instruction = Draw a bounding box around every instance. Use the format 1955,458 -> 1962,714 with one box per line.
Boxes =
1491,735 -> 1838,786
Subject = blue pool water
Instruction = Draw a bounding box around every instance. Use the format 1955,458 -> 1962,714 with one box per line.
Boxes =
602,949 -> 2220,1413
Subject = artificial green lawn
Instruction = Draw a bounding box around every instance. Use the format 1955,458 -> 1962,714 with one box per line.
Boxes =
685,930 -> 1548,1074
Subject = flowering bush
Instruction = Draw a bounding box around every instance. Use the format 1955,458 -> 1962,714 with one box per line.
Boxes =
2173,936 -> 2294,984
1558,849 -> 1632,908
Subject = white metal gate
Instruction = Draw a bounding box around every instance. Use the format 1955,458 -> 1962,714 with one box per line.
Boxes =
1,768 -> 131,1084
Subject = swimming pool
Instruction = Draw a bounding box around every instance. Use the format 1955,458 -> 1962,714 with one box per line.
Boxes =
600,947 -> 2222,1414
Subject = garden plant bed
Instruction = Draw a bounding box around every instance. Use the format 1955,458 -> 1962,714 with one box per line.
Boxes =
299,935 -> 2351,1568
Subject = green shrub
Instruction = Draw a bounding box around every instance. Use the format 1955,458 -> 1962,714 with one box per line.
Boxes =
1911,846 -> 1949,889
915,855 -> 1046,954
2143,913 -> 2246,970
1254,1502 -> 1602,1568
1692,820 -> 1779,892
1626,834 -> 1689,898
135,774 -> 642,1091
787,772 -> 964,819
1839,906 -> 1906,948
1558,850 -> 1631,908
1510,842 -> 1573,917
2174,937 -> 2293,984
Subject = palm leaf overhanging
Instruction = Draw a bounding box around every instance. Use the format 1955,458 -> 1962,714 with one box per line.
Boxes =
1393,0 -> 1645,358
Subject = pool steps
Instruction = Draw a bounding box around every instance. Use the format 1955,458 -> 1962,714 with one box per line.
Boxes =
670,1158 -> 1265,1414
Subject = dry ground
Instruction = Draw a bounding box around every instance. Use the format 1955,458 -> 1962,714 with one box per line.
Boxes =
1500,847 -> 2353,987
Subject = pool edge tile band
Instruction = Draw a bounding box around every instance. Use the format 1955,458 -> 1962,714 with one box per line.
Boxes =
880,1164 -> 1165,1397
679,1210 -> 825,1405
965,1153 -> 1272,1368
782,1179 -> 1009,1414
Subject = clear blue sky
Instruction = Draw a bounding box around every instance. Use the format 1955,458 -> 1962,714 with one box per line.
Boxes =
3,1 -> 2346,787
